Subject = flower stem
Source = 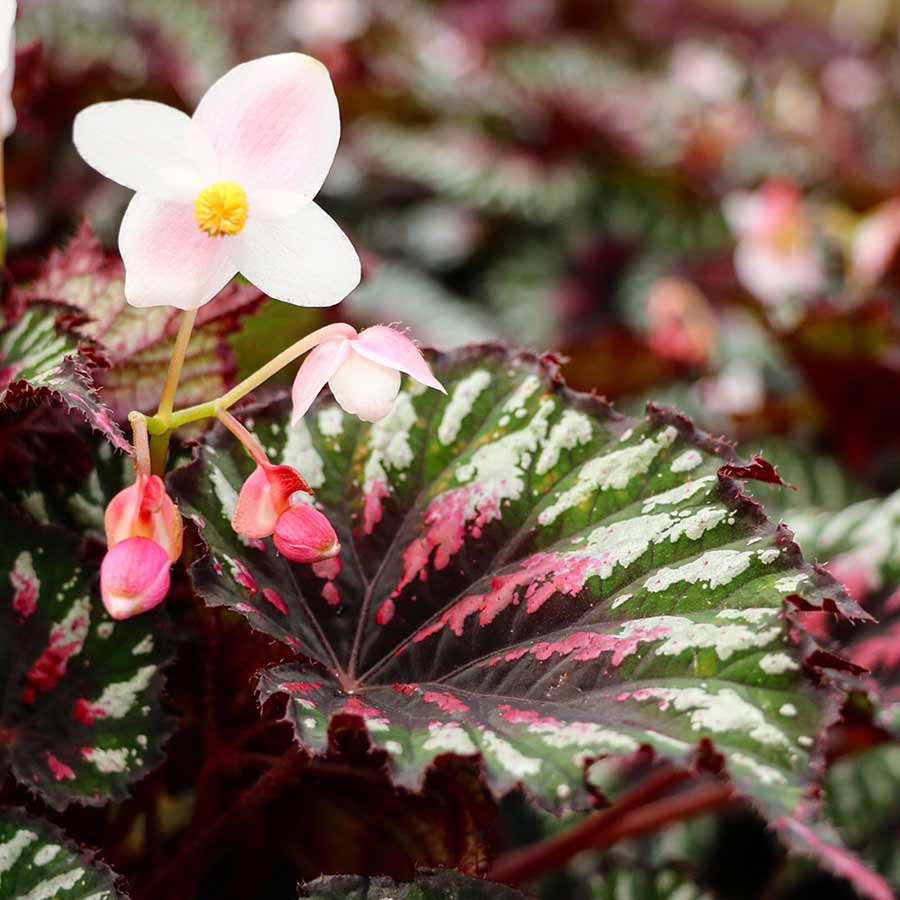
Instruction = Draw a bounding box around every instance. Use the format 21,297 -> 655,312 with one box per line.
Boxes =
165,321 -> 355,430
158,309 -> 199,419
487,771 -> 735,886
216,408 -> 269,467
129,412 -> 152,478
148,309 -> 198,474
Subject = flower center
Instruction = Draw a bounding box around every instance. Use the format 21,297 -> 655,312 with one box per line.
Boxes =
194,180 -> 249,237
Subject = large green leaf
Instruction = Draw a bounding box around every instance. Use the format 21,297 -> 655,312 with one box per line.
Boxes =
0,809 -> 126,899
170,346 -> 861,821
0,508 -> 170,809
0,301 -> 130,453
299,872 -> 530,900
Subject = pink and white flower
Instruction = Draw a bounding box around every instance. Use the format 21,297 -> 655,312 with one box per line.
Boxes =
231,458 -> 339,564
722,181 -> 825,306
72,53 -> 360,310
291,324 -> 445,423
101,471 -> 183,619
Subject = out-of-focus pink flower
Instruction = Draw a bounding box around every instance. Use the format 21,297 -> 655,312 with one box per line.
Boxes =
645,277 -> 718,367
273,503 -> 340,564
723,181 -> 825,306
232,461 -> 311,540
291,324 -> 445,424
851,198 -> 900,291
0,1 -> 16,139
101,472 -> 183,619
73,53 -> 360,310
101,537 -> 172,620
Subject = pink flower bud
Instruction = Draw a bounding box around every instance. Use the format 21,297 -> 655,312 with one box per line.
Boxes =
100,537 -> 172,620
232,462 -> 311,539
273,503 -> 340,563
104,472 -> 183,562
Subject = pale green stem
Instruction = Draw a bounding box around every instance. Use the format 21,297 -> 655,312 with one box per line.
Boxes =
158,321 -> 355,432
149,308 -> 198,474
158,308 -> 199,419
215,408 -> 269,468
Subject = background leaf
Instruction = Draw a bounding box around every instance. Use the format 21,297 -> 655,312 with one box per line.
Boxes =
0,507 -> 170,809
30,223 -> 263,419
0,808 -> 127,899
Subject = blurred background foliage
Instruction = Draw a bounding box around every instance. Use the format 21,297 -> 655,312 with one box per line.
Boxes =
7,1 -> 900,896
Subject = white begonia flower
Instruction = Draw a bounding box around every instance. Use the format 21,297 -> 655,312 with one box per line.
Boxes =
72,53 -> 361,310
1,0 -> 16,139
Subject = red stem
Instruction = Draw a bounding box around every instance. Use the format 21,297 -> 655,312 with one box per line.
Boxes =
488,772 -> 735,886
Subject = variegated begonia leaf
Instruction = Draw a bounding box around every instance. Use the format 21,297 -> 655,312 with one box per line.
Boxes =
0,809 -> 127,899
0,508 -> 169,809
30,223 -> 263,418
169,346 -> 861,820
825,742 -> 900,892
0,301 -> 130,453
299,871 -> 530,900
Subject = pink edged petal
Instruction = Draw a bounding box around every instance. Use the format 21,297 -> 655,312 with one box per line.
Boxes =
119,193 -> 238,310
232,465 -> 280,539
230,201 -> 360,307
104,478 -> 146,548
329,351 -> 401,423
73,100 -> 214,202
291,339 -> 351,424
100,537 -> 172,620
353,326 -> 445,392
192,53 -> 339,199
273,504 -> 340,564
232,463 -> 311,539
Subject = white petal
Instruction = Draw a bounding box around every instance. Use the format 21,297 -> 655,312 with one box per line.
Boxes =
73,100 -> 214,202
0,1 -> 15,141
329,352 -> 401,423
230,201 -> 360,307
192,53 -> 339,201
119,193 -> 238,310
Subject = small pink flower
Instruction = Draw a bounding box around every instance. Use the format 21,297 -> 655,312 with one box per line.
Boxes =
273,503 -> 340,563
73,53 -> 360,310
100,537 -> 172,620
101,471 -> 183,619
291,324 -> 445,423
722,180 -> 824,306
232,461 -> 311,540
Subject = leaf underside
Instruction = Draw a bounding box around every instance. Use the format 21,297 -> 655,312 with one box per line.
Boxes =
299,871 -> 530,900
0,808 -> 126,899
0,508 -> 170,809
0,302 -> 130,453
170,344 -> 861,819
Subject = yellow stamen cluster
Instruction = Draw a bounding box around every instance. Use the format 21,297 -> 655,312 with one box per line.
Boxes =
194,180 -> 249,237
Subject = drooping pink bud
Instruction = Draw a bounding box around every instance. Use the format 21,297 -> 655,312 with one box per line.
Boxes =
100,537 -> 172,620
273,503 -> 340,563
232,462 -> 311,539
104,472 -> 183,561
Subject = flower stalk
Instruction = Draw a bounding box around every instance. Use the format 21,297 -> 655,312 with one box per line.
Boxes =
140,322 -> 356,440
